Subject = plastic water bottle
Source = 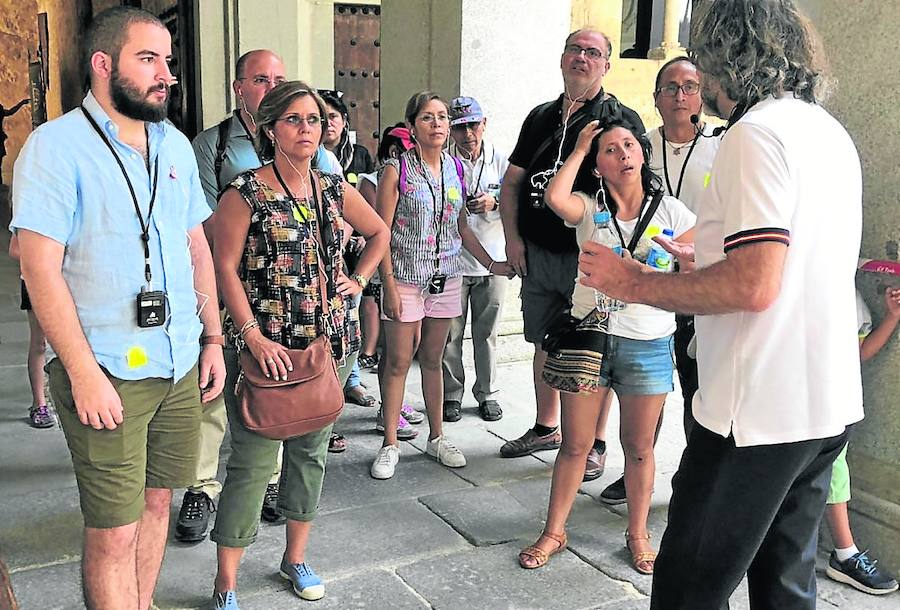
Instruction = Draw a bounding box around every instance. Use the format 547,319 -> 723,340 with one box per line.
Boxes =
646,228 -> 674,272
592,210 -> 626,312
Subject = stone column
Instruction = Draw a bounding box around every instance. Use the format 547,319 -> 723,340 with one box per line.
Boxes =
648,0 -> 686,59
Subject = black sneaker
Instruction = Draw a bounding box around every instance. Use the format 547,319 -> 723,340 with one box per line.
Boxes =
175,491 -> 215,542
443,400 -> 462,422
261,483 -> 285,523
599,475 -> 627,505
826,550 -> 899,595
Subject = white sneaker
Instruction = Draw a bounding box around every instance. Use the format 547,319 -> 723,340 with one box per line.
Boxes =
370,445 -> 400,479
426,435 -> 466,468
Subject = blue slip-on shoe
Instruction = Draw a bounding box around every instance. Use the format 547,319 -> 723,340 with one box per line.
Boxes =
279,560 -> 325,601
212,590 -> 240,610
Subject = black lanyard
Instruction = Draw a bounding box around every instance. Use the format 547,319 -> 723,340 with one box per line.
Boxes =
660,126 -> 701,199
235,110 -> 254,140
80,106 -> 159,285
610,193 -> 652,256
470,146 -> 486,192
419,152 -> 445,271
271,161 -> 328,258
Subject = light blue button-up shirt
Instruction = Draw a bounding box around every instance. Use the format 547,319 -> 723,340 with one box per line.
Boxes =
192,111 -> 344,210
10,92 -> 211,381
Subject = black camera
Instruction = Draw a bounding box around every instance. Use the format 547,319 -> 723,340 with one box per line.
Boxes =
427,273 -> 447,295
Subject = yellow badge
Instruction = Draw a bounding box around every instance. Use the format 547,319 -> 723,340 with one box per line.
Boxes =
292,204 -> 311,224
126,346 -> 149,369
448,186 -> 461,201
703,172 -> 712,188
348,172 -> 358,185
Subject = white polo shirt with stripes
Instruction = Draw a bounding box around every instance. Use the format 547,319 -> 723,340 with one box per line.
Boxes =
692,95 -> 864,447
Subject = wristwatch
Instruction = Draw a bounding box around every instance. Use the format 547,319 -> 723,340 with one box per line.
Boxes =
200,334 -> 225,346
350,273 -> 369,290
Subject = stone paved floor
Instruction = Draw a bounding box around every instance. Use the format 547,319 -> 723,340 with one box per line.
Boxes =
0,214 -> 896,609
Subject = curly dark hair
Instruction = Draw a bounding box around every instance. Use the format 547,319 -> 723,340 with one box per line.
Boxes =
690,0 -> 832,107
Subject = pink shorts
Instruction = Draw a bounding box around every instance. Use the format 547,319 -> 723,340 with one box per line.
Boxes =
381,277 -> 463,322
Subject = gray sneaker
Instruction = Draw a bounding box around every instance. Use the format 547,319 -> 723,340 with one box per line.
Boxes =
426,435 -> 466,468
375,409 -> 419,440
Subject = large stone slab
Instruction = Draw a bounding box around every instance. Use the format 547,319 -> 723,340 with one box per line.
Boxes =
0,485 -> 82,570
397,542 -> 639,610
419,485 -> 545,546
238,569 -> 429,610
318,438 -> 473,514
407,422 -> 554,486
0,414 -> 75,497
240,499 -> 471,581
9,560 -> 82,610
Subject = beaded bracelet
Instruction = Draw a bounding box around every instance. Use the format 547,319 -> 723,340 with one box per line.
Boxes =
239,319 -> 260,336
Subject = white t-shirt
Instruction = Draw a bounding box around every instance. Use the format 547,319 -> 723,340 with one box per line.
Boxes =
570,191 -> 695,340
357,171 -> 377,189
646,124 -> 721,214
449,141 -> 510,276
692,96 -> 864,447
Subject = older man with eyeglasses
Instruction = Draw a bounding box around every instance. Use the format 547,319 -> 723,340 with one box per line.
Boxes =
498,29 -> 643,477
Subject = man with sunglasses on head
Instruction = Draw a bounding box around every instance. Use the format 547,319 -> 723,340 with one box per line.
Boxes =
179,49 -> 342,543
498,29 -> 643,471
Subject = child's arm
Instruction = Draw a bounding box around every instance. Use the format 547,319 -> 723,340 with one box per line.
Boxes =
860,287 -> 900,362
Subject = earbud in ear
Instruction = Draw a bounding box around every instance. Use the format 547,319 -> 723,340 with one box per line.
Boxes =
591,168 -> 602,178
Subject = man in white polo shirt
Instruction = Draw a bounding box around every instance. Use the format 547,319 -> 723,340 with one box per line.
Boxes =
578,1 -> 862,608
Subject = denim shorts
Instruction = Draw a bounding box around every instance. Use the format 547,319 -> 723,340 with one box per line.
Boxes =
598,334 -> 675,396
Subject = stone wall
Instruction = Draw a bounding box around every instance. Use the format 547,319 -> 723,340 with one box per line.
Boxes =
810,0 -> 900,574
36,0 -> 91,118
0,0 -> 38,185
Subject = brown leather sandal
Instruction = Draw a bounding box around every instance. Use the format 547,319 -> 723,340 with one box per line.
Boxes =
625,531 -> 657,575
518,531 -> 567,569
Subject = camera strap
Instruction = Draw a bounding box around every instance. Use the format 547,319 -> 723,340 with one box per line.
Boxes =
610,191 -> 663,256
80,106 -> 159,286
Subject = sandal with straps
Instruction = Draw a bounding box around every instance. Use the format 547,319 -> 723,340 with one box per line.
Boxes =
518,531 -> 567,569
625,531 -> 657,575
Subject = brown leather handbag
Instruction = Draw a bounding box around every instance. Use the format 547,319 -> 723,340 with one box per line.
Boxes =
237,178 -> 344,440
237,334 -> 343,440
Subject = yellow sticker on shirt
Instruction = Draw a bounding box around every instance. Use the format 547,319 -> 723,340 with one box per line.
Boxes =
347,172 -> 358,185
292,204 -> 311,224
447,186 -> 461,201
703,172 -> 712,188
127,346 -> 149,369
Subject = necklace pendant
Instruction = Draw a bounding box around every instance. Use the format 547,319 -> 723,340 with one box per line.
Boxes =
673,148 -> 681,156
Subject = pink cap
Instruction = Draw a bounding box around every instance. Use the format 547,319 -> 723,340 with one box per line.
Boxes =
387,126 -> 415,151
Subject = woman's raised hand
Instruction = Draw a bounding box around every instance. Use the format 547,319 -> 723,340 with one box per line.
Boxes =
575,120 -> 602,155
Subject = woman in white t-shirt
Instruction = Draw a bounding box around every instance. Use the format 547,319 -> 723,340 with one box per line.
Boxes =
517,119 -> 695,575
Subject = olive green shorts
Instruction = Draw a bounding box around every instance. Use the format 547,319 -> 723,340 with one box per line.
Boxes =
48,358 -> 202,529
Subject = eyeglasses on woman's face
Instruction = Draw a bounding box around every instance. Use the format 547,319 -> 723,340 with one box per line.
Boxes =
275,114 -> 323,128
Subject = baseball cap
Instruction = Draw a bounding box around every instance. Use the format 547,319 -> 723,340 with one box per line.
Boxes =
449,96 -> 484,126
